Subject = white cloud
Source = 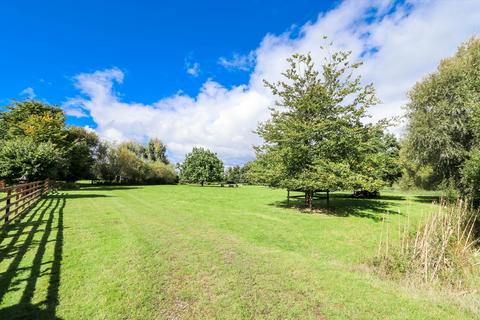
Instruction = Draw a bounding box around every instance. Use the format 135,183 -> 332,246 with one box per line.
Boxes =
62,98 -> 88,118
219,52 -> 255,71
185,61 -> 200,77
66,0 -> 480,165
20,87 -> 36,99
83,125 -> 96,133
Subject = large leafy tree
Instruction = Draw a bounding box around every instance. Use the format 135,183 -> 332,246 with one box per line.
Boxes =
179,147 -> 224,186
0,100 -> 66,144
403,37 -> 480,191
61,126 -> 100,182
0,100 -> 67,182
254,46 -> 388,208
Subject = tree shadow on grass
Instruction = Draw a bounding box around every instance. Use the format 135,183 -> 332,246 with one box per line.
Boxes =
60,194 -> 112,199
271,193 -> 402,222
409,195 -> 442,204
0,193 -> 65,319
73,184 -> 141,191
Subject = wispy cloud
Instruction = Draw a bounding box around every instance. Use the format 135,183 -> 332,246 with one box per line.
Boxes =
185,61 -> 200,77
218,52 -> 255,71
65,0 -> 480,165
20,87 -> 36,99
62,98 -> 88,118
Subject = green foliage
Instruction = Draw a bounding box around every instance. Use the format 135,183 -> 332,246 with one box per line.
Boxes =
224,165 -> 241,183
93,142 -> 121,182
238,161 -> 258,184
359,132 -> 402,190
120,141 -> 146,159
0,137 -> 63,182
117,145 -> 148,183
93,141 -> 176,184
461,149 -> 480,203
145,138 -> 169,164
398,142 -> 439,190
179,147 -> 224,185
62,126 -> 100,182
403,37 -> 480,191
0,100 -> 68,181
254,44 -> 392,206
0,100 -> 66,144
0,100 -> 172,184
145,161 -> 177,184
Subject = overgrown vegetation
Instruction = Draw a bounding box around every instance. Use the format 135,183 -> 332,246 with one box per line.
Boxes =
374,199 -> 480,290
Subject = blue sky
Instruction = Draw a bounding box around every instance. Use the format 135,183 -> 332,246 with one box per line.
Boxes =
0,1 -> 333,117
1,1 -> 479,165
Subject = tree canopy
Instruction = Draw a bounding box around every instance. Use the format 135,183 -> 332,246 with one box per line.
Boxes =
145,138 -> 169,164
0,100 -> 66,145
0,100 -> 67,182
253,46 -> 395,208
225,165 -> 242,183
93,141 -> 176,184
179,147 -> 224,186
403,37 -> 480,194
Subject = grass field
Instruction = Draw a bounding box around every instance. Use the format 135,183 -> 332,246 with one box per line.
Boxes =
0,185 -> 478,319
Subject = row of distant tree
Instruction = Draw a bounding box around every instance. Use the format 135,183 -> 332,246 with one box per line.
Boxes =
1,37 -> 479,204
0,100 -> 249,186
0,100 -> 177,185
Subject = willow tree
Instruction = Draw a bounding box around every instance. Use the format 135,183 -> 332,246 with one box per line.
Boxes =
255,46 -> 387,209
403,37 -> 480,192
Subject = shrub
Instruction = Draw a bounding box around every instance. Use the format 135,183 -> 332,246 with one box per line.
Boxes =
0,137 -> 63,182
374,199 -> 479,289
145,161 -> 177,184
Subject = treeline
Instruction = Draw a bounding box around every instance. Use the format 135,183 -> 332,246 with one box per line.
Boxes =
0,100 -> 176,184
94,140 -> 176,184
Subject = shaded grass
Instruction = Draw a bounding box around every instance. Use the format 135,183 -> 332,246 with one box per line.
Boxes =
0,185 -> 478,319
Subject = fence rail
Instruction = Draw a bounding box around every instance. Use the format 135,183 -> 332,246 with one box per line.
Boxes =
0,180 -> 49,226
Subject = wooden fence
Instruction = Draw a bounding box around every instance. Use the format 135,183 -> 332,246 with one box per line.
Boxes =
0,180 -> 49,226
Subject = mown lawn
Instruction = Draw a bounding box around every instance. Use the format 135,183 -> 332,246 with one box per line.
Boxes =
0,185 -> 478,319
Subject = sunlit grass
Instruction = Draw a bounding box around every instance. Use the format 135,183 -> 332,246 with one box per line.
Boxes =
0,185 -> 477,319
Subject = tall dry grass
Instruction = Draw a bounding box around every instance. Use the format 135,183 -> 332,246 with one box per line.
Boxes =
374,199 -> 480,289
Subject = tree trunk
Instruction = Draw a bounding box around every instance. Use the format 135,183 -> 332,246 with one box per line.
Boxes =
201,180 -> 204,187
309,190 -> 313,210
305,190 -> 313,210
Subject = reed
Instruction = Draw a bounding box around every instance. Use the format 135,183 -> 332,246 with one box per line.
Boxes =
374,199 -> 480,289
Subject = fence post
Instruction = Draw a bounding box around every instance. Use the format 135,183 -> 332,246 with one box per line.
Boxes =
5,189 -> 11,223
